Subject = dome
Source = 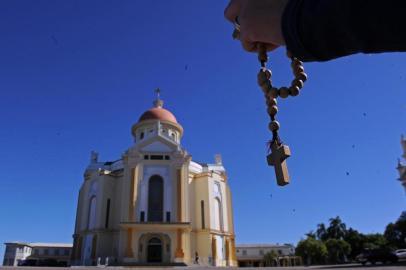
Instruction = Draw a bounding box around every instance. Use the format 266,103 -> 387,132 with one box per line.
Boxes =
138,107 -> 177,123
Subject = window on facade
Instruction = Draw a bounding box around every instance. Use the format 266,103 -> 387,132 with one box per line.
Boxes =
148,175 -> 164,222
140,132 -> 144,140
164,155 -> 170,160
55,249 -> 59,256
259,250 -> 264,255
150,155 -> 164,160
144,155 -> 149,160
44,249 -> 49,255
105,198 -> 111,229
201,200 -> 205,229
87,196 -> 97,229
166,211 -> 171,222
140,211 -> 145,222
213,198 -> 222,231
242,250 -> 247,256
64,249 -> 70,256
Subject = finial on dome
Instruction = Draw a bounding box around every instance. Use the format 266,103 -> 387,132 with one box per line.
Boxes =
153,88 -> 164,108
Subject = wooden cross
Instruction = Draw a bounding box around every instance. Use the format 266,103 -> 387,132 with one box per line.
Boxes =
267,142 -> 291,186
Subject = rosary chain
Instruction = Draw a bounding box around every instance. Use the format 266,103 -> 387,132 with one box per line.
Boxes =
256,46 -> 308,146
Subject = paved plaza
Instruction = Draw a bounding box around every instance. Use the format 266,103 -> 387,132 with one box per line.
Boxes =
1,263 -> 406,270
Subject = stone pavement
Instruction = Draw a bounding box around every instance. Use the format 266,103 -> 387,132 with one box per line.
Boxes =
1,263 -> 406,270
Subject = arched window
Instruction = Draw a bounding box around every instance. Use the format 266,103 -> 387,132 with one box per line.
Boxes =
148,175 -> 164,222
87,196 -> 97,229
213,198 -> 223,231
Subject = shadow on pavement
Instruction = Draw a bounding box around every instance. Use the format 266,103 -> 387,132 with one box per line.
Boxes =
316,261 -> 406,269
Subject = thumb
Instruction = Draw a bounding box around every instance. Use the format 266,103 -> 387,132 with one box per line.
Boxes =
224,0 -> 241,23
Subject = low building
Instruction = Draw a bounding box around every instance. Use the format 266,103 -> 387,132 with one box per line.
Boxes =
3,242 -> 72,266
236,243 -> 301,267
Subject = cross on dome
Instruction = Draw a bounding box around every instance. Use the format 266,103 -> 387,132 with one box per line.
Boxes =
137,88 -> 178,124
153,88 -> 164,108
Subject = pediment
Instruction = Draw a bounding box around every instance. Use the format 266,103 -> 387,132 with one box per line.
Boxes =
137,135 -> 179,153
141,141 -> 172,152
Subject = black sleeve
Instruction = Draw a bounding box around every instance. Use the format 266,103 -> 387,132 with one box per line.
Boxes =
282,0 -> 406,62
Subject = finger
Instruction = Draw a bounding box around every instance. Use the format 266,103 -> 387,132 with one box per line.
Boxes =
265,43 -> 279,51
224,0 -> 241,23
241,39 -> 257,52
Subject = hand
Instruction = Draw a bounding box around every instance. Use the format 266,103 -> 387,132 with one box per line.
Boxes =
224,0 -> 288,52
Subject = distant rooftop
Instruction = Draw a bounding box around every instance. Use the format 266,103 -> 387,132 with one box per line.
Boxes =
236,243 -> 294,248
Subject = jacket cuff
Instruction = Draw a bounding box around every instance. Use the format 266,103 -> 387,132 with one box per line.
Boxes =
282,0 -> 315,61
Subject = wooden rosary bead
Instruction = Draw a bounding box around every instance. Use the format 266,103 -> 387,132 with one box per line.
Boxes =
292,79 -> 304,89
266,87 -> 278,99
269,120 -> 280,131
260,80 -> 272,94
297,72 -> 308,82
278,87 -> 290,99
257,70 -> 272,86
264,69 -> 272,79
267,105 -> 278,116
266,98 -> 277,106
293,65 -> 305,76
291,59 -> 303,67
289,86 -> 300,96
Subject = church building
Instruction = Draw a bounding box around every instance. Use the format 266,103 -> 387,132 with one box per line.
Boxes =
70,94 -> 237,266
397,135 -> 406,193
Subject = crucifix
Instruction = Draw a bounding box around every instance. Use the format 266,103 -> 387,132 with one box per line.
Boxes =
232,19 -> 308,186
267,142 -> 291,186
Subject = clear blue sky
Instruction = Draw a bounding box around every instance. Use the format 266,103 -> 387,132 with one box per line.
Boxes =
1,0 -> 406,259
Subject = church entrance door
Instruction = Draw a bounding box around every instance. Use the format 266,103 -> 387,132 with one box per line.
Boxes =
147,238 -> 162,263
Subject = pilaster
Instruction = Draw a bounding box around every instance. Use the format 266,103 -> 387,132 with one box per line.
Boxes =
175,228 -> 185,258
211,236 -> 217,265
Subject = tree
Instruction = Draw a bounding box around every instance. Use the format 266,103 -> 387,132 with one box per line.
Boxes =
363,233 -> 388,250
384,217 -> 406,249
306,231 -> 316,239
316,223 -> 328,241
263,250 -> 278,267
343,228 -> 364,260
326,216 -> 347,240
296,237 -> 328,265
325,239 -> 351,264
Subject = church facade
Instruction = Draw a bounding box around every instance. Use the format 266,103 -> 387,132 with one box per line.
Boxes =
70,97 -> 237,266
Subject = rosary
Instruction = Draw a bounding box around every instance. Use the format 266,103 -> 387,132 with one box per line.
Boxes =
233,21 -> 307,186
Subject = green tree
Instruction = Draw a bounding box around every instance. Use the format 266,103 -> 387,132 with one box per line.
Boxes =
326,216 -> 347,240
384,217 -> 406,249
306,231 -> 317,239
316,223 -> 328,241
263,250 -> 278,267
363,233 -> 388,249
343,227 -> 364,260
325,239 -> 351,264
296,237 -> 328,265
